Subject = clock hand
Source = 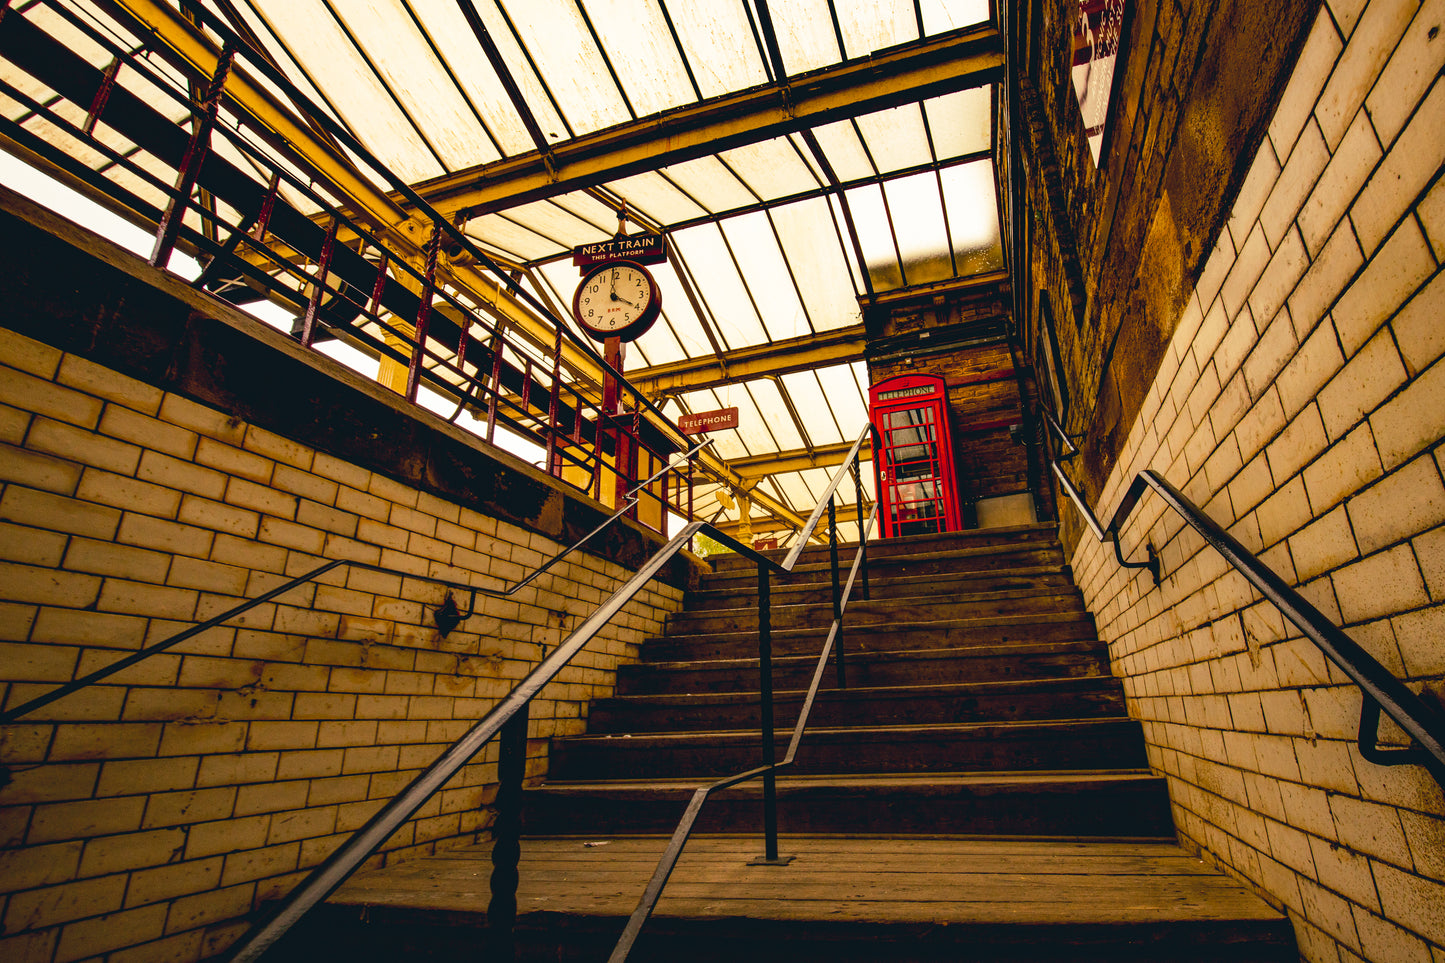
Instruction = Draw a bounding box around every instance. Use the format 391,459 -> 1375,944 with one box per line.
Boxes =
609,268 -> 618,299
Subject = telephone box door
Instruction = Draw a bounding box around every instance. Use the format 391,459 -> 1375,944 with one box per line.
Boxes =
869,374 -> 961,539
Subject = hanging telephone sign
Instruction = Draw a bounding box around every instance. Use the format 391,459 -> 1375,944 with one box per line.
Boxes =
678,407 -> 739,435
572,233 -> 667,267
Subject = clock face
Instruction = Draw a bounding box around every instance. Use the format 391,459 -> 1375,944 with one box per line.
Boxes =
572,261 -> 661,342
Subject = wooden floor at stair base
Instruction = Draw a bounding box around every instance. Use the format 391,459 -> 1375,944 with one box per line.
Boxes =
304,836 -> 1294,960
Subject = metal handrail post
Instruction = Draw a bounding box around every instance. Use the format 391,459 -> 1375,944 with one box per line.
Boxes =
852,457 -> 869,602
487,702 -> 529,961
757,561 -> 778,862
828,497 -> 845,690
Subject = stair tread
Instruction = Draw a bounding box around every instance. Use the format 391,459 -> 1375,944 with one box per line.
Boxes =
653,608 -> 1096,644
673,588 -> 1085,619
634,638 -> 1107,673
696,562 -> 1069,591
558,716 -> 1136,744
535,769 -> 1163,791
601,675 -> 1119,706
325,836 -> 1288,927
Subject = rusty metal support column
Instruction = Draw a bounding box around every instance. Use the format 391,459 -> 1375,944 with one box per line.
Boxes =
298,219 -> 337,347
151,40 -> 234,268
405,226 -> 443,403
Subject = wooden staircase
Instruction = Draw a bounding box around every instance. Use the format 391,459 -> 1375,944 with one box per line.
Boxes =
273,524 -> 1294,961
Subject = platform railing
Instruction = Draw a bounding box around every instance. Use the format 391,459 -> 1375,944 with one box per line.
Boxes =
607,422 -> 878,962
0,0 -> 701,532
1043,413 -> 1445,790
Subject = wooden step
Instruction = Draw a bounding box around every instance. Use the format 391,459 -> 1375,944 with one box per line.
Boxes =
588,676 -> 1127,733
622,639 -> 1110,694
691,565 -> 1076,608
667,589 -> 1085,635
547,718 -> 1150,780
279,837 -> 1294,962
640,611 -> 1099,663
701,544 -> 1066,589
705,523 -> 1062,573
522,771 -> 1175,837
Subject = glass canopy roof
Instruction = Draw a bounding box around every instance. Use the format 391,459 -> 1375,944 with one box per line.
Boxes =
0,0 -> 1006,542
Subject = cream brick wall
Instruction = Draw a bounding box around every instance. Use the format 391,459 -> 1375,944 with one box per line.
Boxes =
1070,1 -> 1445,960
0,330 -> 684,963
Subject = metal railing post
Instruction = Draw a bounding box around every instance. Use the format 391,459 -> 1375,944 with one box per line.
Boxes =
852,457 -> 869,602
757,561 -> 778,862
487,702 -> 529,961
150,39 -> 234,268
828,497 -> 845,689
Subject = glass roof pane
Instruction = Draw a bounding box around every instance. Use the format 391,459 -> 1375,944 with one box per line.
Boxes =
717,139 -> 820,202
502,200 -> 612,251
765,0 -> 843,75
249,0 -> 444,182
796,466 -> 837,503
659,156 -> 756,214
643,257 -> 714,361
203,0 -> 348,132
855,103 -> 933,174
780,370 -> 844,445
671,223 -> 769,349
842,183 -> 903,290
816,362 -> 870,434
719,212 -> 811,341
836,0 -> 918,58
580,0 -> 697,116
743,378 -> 805,451
500,0 -> 631,135
465,213 -> 566,261
940,159 -> 1005,274
771,471 -> 816,511
664,2 -> 769,98
919,0 -> 992,33
716,383 -> 773,453
332,0 -> 498,171
925,87 -> 993,160
550,192 -> 624,232
605,171 -> 708,224
809,120 -> 876,181
406,0 -> 556,155
770,197 -> 862,332
883,172 -> 953,285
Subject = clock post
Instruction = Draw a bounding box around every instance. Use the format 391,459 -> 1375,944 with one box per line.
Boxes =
601,335 -> 631,510
570,227 -> 666,514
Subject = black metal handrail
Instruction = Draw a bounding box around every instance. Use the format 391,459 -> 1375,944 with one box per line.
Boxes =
0,438 -> 710,726
609,423 -> 878,961
211,425 -> 873,961
1044,416 -> 1445,789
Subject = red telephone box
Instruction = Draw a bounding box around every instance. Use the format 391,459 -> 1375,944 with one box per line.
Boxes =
869,374 -> 963,539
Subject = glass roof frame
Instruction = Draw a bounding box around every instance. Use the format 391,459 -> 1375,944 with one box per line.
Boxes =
1,0 -> 1006,534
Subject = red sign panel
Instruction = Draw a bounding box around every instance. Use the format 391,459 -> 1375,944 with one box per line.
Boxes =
678,407 -> 739,435
572,233 -> 667,267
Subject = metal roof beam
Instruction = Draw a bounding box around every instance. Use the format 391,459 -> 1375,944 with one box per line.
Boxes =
630,324 -> 868,397
728,440 -> 873,480
408,24 -> 1003,218
712,505 -> 865,538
